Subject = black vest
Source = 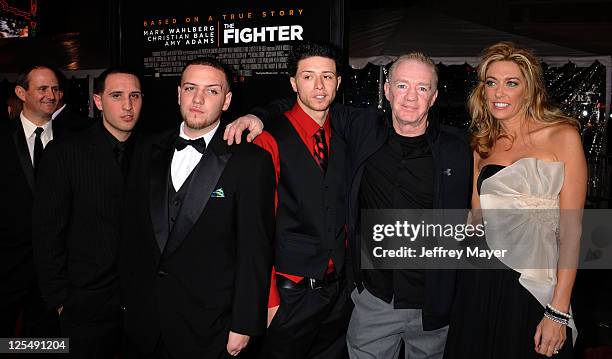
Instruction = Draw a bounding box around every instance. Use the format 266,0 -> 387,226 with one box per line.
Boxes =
268,116 -> 347,279
166,164 -> 198,247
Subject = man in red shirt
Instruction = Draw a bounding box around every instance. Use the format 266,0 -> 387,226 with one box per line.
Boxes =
251,42 -> 352,359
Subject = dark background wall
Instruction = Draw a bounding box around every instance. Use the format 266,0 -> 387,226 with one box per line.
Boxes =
352,0 -> 612,55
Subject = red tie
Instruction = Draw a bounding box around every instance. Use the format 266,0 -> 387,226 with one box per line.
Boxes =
313,127 -> 328,172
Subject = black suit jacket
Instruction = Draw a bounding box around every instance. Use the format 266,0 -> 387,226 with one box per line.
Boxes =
334,107 -> 472,330
53,105 -> 94,133
31,123 -> 126,324
120,122 -> 275,358
0,119 -> 81,303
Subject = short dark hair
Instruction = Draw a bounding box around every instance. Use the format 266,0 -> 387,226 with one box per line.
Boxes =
287,41 -> 342,77
94,67 -> 142,95
181,57 -> 232,90
15,64 -> 57,90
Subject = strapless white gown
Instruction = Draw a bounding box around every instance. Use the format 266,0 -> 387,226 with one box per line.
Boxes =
480,157 -> 576,342
444,157 -> 576,359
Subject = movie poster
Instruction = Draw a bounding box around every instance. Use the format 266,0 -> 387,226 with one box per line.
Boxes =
123,0 -> 340,132
141,3 -> 330,81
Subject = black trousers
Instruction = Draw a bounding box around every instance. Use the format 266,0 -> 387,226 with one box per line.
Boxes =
0,286 -> 61,358
133,336 -> 238,359
0,287 -> 59,338
60,315 -> 122,359
259,275 -> 353,359
0,286 -> 59,338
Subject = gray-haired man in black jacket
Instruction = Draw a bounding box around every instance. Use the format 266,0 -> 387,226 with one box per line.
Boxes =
226,51 -> 472,359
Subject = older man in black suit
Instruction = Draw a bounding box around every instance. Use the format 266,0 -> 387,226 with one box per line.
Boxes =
120,57 -> 275,358
0,65 -> 70,340
32,67 -> 143,358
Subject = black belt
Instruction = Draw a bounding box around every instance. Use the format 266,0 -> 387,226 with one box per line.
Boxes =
276,271 -> 342,290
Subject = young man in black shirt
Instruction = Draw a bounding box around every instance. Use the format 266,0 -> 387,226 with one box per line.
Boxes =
32,68 -> 142,358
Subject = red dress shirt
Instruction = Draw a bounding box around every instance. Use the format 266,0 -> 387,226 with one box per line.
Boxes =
253,102 -> 334,308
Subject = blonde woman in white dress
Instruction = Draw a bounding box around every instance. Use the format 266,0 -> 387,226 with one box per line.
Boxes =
444,42 -> 587,358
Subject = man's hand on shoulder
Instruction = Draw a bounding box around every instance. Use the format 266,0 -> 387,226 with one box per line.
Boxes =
224,114 -> 264,145
226,331 -> 250,356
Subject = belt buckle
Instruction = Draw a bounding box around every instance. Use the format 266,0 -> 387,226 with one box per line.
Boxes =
309,278 -> 323,290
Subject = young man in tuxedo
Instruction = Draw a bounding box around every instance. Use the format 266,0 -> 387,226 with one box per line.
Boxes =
120,58 -> 275,358
32,67 -> 143,358
0,65 -> 66,341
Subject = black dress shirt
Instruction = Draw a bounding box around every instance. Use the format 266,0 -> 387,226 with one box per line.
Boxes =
359,131 -> 434,308
102,123 -> 134,178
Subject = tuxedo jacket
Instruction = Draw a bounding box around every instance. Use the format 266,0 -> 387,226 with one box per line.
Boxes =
0,119 -> 79,303
119,123 -> 275,358
31,123 -> 126,324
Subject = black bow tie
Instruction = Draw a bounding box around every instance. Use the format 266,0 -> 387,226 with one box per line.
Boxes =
175,137 -> 206,154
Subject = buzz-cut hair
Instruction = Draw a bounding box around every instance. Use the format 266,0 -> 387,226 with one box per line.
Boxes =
181,57 -> 232,90
388,52 -> 438,90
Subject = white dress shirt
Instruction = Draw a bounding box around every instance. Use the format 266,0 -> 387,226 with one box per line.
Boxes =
20,112 -> 53,165
170,121 -> 219,191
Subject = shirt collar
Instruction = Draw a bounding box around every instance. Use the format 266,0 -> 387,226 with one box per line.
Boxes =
100,121 -> 124,148
179,120 -> 219,148
286,102 -> 331,138
20,112 -> 53,139
51,104 -> 67,120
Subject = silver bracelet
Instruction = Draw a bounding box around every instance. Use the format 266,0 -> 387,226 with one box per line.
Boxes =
544,311 -> 569,326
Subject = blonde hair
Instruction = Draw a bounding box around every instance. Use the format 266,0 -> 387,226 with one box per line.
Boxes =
468,42 -> 579,157
388,52 -> 438,90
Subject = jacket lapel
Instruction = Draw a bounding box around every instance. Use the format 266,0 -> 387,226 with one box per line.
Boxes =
149,131 -> 176,253
12,126 -> 35,192
161,128 -> 232,259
